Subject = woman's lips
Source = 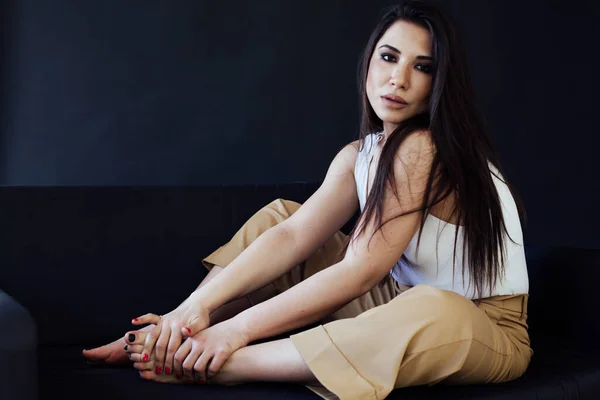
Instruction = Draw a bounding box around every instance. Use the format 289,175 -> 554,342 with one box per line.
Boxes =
381,96 -> 409,109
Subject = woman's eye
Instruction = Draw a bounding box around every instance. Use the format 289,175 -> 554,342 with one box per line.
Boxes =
416,64 -> 432,74
381,53 -> 396,62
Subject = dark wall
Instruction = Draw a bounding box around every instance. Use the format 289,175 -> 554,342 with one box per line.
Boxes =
1,0 -> 599,249
0,0 -> 372,186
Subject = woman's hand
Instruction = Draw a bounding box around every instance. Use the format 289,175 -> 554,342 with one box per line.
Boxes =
131,297 -> 211,376
173,319 -> 250,383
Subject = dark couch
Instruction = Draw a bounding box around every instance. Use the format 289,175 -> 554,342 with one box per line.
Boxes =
1,184 -> 599,400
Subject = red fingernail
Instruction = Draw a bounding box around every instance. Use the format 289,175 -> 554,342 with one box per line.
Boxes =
184,327 -> 191,334
176,373 -> 182,380
142,354 -> 149,362
199,379 -> 205,384
187,379 -> 194,384
155,367 -> 162,374
133,318 -> 139,322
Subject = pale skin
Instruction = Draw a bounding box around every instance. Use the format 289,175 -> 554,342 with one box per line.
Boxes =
83,20 -> 448,385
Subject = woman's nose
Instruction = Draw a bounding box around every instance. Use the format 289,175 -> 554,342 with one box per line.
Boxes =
390,64 -> 410,90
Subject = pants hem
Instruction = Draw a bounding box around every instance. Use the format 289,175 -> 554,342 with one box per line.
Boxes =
290,325 -> 379,400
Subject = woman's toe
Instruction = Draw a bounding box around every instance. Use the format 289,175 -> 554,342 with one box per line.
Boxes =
124,344 -> 144,354
126,347 -> 144,363
124,331 -> 147,345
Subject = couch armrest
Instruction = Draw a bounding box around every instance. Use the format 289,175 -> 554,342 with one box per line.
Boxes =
0,290 -> 37,400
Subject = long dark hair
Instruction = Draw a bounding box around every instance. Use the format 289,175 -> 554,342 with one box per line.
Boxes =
340,0 -> 527,299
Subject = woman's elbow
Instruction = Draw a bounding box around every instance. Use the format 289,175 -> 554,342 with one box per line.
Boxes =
344,260 -> 391,295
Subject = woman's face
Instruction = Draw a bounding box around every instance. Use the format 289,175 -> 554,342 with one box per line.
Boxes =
366,20 -> 433,135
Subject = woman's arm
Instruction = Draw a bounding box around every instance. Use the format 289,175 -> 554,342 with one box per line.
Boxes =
167,132 -> 436,381
190,143 -> 359,313
234,258 -> 380,342
230,131 -> 436,342
229,208 -> 419,343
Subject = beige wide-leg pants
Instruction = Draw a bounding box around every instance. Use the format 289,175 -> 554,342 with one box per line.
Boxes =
202,199 -> 533,400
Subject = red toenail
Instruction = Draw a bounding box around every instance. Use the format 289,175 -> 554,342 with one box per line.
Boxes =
165,367 -> 171,374
155,367 -> 162,374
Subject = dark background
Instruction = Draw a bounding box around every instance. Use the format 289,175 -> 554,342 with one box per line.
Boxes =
0,0 -> 598,249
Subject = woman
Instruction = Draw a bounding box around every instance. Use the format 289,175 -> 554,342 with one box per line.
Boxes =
83,1 -> 532,398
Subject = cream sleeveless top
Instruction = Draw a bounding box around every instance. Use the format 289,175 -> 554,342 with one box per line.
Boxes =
354,133 -> 529,299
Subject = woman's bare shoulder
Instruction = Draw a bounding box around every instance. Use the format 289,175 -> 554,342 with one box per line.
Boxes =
332,139 -> 361,171
343,138 -> 361,152
393,130 -> 436,165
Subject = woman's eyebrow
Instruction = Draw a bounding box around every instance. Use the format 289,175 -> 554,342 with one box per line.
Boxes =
379,44 -> 433,61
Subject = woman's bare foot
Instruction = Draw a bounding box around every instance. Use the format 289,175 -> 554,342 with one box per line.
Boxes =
82,325 -> 155,365
125,329 -> 237,385
126,330 -> 317,386
124,330 -> 194,384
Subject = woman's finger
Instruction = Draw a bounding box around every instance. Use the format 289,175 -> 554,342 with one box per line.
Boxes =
141,323 -> 162,363
181,315 -> 206,338
181,343 -> 202,381
173,338 -> 193,379
153,324 -> 172,374
206,349 -> 230,380
164,327 -> 183,375
131,313 -> 161,326
193,350 -> 213,383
